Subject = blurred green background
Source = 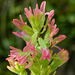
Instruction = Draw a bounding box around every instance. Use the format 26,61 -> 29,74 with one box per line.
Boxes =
0,0 -> 75,75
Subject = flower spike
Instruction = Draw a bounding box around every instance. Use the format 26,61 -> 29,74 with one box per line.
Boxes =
6,1 -> 69,75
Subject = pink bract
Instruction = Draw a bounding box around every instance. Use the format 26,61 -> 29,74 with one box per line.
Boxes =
58,49 -> 69,62
40,48 -> 51,61
23,40 -> 38,53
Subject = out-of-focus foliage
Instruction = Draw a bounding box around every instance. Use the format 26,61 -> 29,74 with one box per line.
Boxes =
0,0 -> 75,75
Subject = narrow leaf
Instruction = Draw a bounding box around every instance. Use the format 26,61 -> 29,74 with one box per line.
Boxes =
38,37 -> 47,49
31,32 -> 38,44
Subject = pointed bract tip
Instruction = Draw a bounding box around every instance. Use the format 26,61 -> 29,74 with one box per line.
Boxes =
24,8 -> 28,11
42,1 -> 46,3
10,46 -> 14,49
40,1 -> 46,13
58,49 -> 69,62
12,19 -> 22,27
12,32 -> 21,38
19,15 -> 24,23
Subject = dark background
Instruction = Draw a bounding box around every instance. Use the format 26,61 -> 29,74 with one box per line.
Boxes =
0,0 -> 75,75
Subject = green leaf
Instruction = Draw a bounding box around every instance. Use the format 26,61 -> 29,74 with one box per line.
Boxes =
22,25 -> 34,36
38,37 -> 47,49
31,68 -> 40,75
50,54 -> 60,60
44,28 -> 50,43
50,59 -> 63,72
22,34 -> 30,42
15,62 -> 20,71
30,57 -> 40,75
53,71 -> 56,75
30,16 -> 38,32
39,12 -> 45,29
41,19 -> 48,34
19,70 -> 27,75
23,71 -> 27,75
40,59 -> 49,66
31,32 -> 38,44
29,12 -> 45,32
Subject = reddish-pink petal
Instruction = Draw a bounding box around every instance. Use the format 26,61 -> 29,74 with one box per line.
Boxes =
51,19 -> 55,26
13,31 -> 30,40
13,19 -> 22,26
19,15 -> 24,23
12,32 -> 21,37
50,28 -> 59,37
54,35 -> 66,44
40,1 -> 46,13
24,7 -> 33,19
29,6 -> 32,14
32,52 -> 36,58
58,49 -> 69,62
34,4 -> 40,16
23,40 -> 31,52
30,44 -> 39,53
48,10 -> 54,22
47,57 -> 50,61
45,10 -> 54,22
50,37 -> 53,44
53,28 -> 59,36
18,55 -> 30,65
6,56 -> 14,61
41,48 -> 51,61
10,46 -> 18,50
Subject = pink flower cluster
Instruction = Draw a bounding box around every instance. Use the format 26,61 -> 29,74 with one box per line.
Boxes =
6,40 -> 38,68
6,1 -> 69,72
